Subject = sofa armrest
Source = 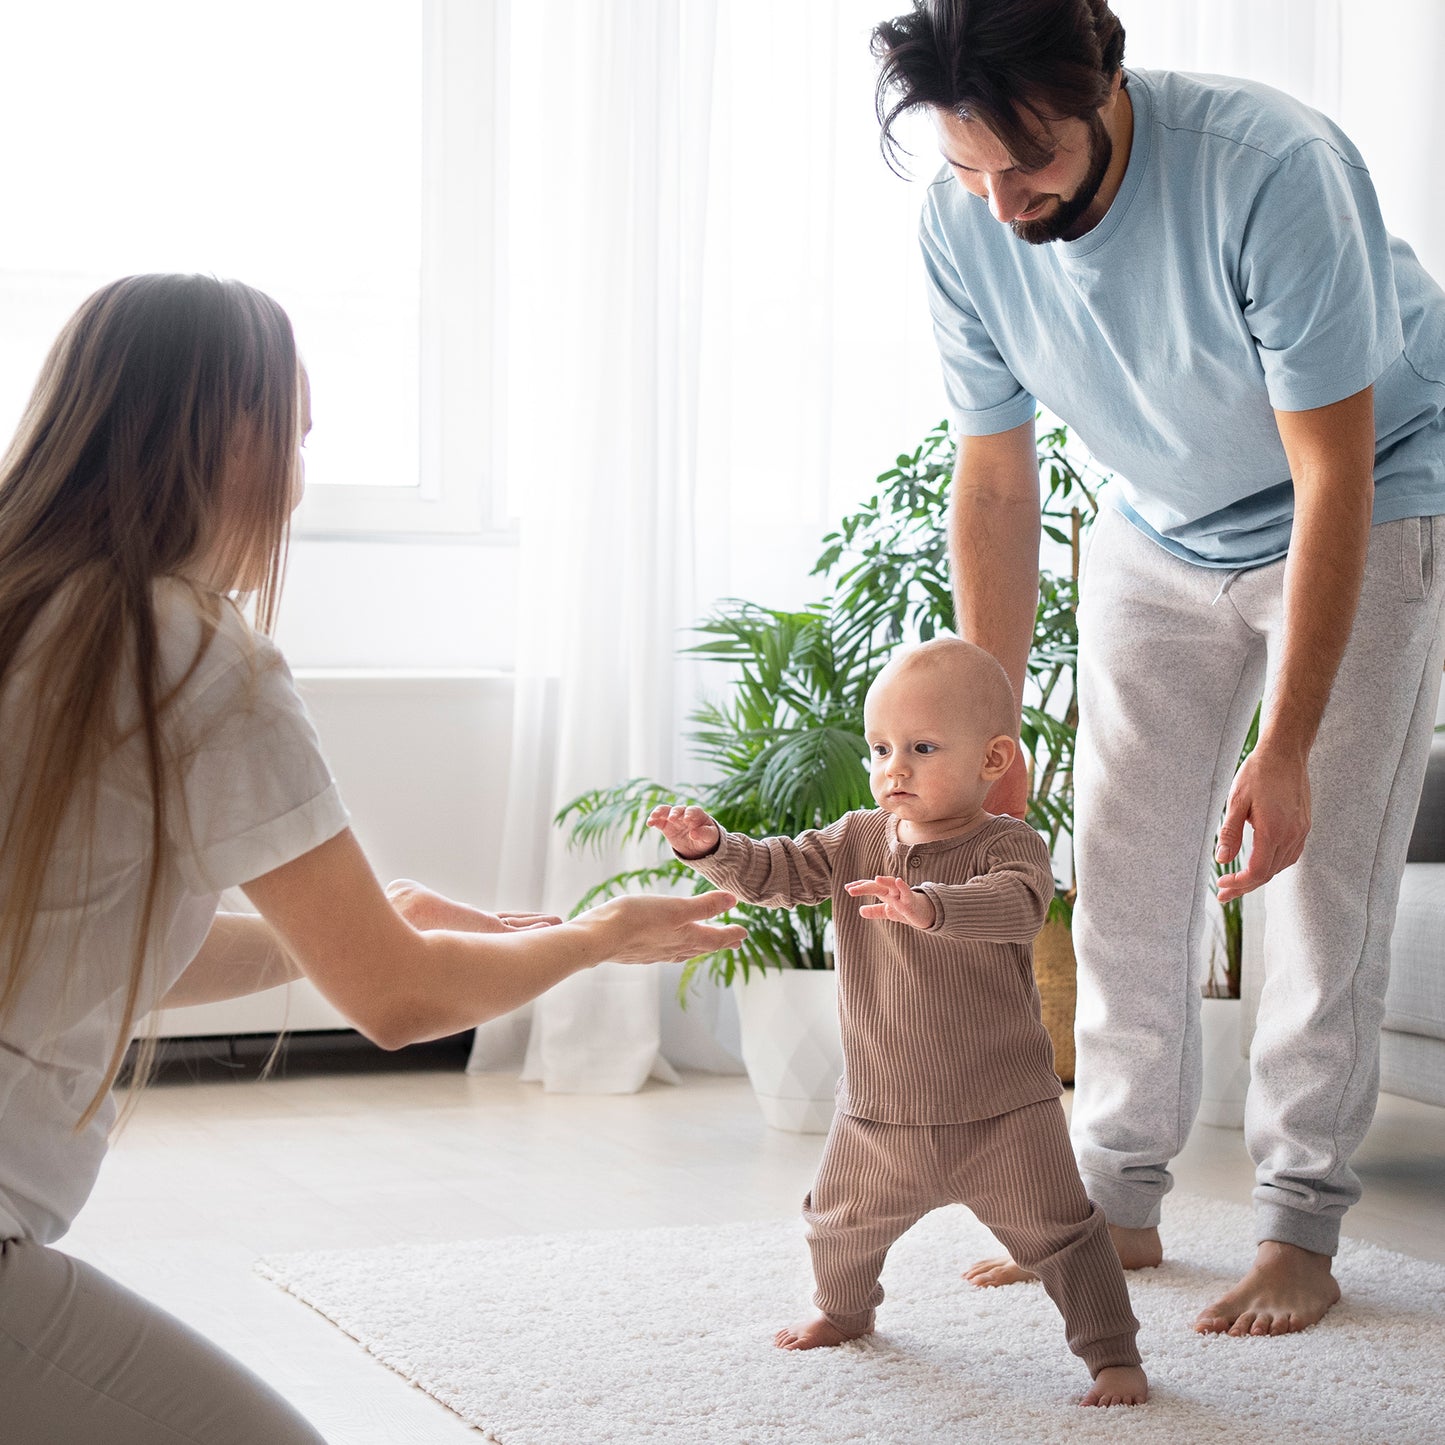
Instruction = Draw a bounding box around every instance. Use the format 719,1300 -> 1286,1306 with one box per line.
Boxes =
1406,735 -> 1445,863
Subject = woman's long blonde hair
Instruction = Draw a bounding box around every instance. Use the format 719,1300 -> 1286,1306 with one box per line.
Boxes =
0,274 -> 301,1127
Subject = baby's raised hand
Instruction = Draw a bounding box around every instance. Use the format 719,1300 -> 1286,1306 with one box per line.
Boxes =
845,875 -> 936,930
647,803 -> 722,860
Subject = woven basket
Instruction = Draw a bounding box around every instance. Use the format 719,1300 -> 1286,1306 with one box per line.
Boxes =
1033,916 -> 1077,1085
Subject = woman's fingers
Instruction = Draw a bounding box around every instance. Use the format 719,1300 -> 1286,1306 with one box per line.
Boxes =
597,891 -> 747,963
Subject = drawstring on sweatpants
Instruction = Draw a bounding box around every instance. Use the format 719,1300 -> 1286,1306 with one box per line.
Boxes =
1211,570 -> 1244,605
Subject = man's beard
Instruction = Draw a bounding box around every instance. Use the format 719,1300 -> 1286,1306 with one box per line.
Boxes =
1011,114 -> 1113,246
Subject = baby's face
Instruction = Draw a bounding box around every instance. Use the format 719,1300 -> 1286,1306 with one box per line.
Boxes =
863,670 -> 998,827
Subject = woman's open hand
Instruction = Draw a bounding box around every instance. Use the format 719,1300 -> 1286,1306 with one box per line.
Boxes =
579,889 -> 747,963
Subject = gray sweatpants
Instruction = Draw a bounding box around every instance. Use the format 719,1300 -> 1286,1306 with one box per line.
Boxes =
0,1238 -> 326,1445
1071,507 -> 1445,1255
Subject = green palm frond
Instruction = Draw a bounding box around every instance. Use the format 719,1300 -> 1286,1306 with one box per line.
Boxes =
557,415 -> 1145,998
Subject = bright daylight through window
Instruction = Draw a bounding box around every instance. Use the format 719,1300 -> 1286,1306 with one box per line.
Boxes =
0,0 -> 495,536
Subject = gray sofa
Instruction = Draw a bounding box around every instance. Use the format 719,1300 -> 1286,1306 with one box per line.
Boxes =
1381,736 -> 1445,1105
1242,735 -> 1445,1108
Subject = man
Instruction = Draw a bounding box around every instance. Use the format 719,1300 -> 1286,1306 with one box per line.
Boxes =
871,0 -> 1445,1336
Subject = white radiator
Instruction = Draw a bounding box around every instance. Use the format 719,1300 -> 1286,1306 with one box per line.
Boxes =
148,670 -> 516,1038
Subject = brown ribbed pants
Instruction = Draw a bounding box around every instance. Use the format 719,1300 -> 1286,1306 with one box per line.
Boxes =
803,1099 -> 1142,1376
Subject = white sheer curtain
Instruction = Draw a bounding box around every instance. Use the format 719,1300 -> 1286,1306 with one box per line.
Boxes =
1113,0 -> 1445,279
468,0 -> 944,1089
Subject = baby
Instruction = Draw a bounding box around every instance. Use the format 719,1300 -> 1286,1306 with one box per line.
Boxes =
649,638 -> 1148,1407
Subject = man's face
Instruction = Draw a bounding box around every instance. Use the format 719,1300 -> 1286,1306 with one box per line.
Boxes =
934,106 -> 1113,245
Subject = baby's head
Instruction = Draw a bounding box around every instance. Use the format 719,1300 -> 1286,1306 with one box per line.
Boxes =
863,639 -> 1017,827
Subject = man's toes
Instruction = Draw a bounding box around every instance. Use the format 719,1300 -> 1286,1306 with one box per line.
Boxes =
1193,1309 -> 1228,1334
1227,1310 -> 1257,1337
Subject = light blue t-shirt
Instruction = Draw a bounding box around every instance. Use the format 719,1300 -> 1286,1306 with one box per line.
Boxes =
921,68 -> 1445,567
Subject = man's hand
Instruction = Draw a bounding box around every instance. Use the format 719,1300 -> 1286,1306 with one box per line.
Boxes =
647,804 -> 722,859
845,875 -> 937,930
984,746 -> 1029,820
578,890 -> 748,963
1214,744 -> 1311,903
386,879 -> 563,933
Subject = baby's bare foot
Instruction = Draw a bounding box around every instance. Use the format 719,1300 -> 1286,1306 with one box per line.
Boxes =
963,1255 -> 1037,1287
1080,1365 -> 1149,1407
773,1314 -> 871,1351
964,1224 -> 1162,1287
1193,1240 -> 1340,1336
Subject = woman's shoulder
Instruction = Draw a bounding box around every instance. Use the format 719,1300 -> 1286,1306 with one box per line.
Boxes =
152,579 -> 287,707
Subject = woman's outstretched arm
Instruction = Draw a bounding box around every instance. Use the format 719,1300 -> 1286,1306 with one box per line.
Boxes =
242,828 -> 745,1049
158,912 -> 302,1008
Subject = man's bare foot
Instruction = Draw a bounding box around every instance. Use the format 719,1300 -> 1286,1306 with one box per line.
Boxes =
773,1314 -> 872,1350
964,1224 -> 1163,1287
1193,1240 -> 1341,1336
1080,1365 -> 1149,1407
1109,1224 -> 1164,1269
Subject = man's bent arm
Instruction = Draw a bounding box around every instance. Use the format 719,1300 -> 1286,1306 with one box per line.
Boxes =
1216,385 -> 1375,899
950,420 -> 1042,816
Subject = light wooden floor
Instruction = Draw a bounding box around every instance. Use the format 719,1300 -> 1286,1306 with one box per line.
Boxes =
62,1035 -> 1445,1444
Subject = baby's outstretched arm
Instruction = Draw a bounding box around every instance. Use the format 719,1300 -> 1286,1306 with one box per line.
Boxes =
649,807 -> 844,908
647,804 -> 722,860
844,875 -> 936,930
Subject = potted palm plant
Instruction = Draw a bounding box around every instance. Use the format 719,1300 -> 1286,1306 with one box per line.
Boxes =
558,418 -> 1107,1121
563,417 -> 1259,1119
559,594 -> 884,1129
816,418 -> 1107,1079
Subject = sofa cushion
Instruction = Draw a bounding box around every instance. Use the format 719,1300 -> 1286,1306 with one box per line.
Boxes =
1386,864 -> 1445,1042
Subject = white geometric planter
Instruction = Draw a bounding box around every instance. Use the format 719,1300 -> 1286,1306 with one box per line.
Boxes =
1198,995 -> 1249,1130
732,968 -> 843,1134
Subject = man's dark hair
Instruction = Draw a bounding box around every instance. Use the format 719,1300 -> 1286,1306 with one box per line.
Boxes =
872,0 -> 1126,174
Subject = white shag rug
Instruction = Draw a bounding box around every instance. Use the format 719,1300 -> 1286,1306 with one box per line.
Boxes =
257,1194 -> 1445,1445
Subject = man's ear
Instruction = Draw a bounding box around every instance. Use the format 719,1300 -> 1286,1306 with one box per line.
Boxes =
982,733 -> 1016,781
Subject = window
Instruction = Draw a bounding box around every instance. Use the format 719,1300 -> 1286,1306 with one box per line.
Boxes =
0,0 -> 502,538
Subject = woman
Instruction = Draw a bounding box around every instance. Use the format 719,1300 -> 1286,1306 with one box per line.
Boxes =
0,274 -> 744,1443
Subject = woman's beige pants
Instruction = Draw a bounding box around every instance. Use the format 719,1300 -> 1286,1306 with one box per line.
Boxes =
0,1238 -> 325,1444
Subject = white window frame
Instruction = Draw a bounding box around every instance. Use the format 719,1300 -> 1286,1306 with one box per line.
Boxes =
292,0 -> 508,542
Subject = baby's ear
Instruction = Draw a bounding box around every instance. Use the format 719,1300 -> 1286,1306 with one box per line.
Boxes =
982,733 -> 1016,779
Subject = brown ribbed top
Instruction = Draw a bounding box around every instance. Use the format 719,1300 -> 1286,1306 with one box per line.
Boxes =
687,809 -> 1061,1125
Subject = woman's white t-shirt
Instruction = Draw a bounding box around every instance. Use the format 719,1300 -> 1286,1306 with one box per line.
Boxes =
0,582 -> 349,1243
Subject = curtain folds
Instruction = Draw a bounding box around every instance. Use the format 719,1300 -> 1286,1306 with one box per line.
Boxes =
469,0 -> 729,1088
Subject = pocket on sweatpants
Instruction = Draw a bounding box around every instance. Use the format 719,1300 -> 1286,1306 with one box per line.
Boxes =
1398,515 -> 1433,601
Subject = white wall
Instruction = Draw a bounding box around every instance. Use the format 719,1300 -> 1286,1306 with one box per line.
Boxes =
1337,0 -> 1445,284
278,539 -> 518,672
